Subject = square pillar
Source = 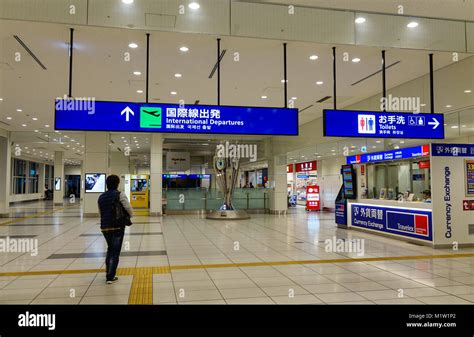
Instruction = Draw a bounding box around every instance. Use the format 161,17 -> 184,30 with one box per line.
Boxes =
0,132 -> 11,217
38,163 -> 45,199
53,151 -> 64,206
83,132 -> 109,216
150,134 -> 163,217
264,140 -> 288,214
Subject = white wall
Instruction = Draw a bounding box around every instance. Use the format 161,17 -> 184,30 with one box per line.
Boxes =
318,156 -> 344,210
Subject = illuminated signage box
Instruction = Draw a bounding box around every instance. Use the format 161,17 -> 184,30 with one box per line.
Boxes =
347,145 -> 430,164
323,109 -> 444,139
55,99 -> 298,136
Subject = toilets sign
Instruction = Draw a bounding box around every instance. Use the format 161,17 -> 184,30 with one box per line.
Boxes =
55,99 -> 298,136
323,109 -> 444,139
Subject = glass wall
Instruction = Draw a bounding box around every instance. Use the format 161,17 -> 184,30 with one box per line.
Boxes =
11,158 -> 45,195
12,159 -> 27,194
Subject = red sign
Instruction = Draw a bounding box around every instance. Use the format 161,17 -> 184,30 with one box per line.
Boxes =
361,164 -> 365,175
422,144 -> 430,157
306,185 -> 320,211
287,164 -> 294,173
418,160 -> 430,169
296,160 -> 317,172
463,200 -> 474,211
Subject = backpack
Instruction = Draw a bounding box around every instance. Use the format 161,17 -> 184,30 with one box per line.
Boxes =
111,192 -> 132,227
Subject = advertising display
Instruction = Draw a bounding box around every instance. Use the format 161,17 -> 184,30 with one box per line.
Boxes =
296,160 -> 317,172
351,203 -> 432,241
465,160 -> 474,196
166,151 -> 190,171
55,99 -> 298,136
347,145 -> 430,164
305,185 -> 320,211
323,109 -> 444,139
85,173 -> 106,193
342,165 -> 356,199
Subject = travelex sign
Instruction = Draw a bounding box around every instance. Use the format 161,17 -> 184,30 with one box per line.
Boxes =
323,109 -> 444,139
346,145 -> 430,164
351,203 -> 432,241
54,99 -> 298,136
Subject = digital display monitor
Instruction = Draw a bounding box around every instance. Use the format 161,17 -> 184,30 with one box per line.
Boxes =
85,173 -> 106,193
54,178 -> 61,191
342,165 -> 356,199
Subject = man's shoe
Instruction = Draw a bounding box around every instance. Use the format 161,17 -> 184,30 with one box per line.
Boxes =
106,277 -> 118,284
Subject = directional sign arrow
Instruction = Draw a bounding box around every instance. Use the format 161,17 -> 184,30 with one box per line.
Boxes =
428,118 -> 440,129
121,106 -> 135,122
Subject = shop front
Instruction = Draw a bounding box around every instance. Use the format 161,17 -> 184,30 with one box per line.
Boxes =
294,160 -> 317,206
337,143 -> 474,248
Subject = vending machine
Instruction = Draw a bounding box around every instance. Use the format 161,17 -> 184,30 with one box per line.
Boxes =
305,185 -> 321,211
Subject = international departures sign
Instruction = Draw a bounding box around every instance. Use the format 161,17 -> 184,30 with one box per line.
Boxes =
323,109 -> 445,139
54,99 -> 298,136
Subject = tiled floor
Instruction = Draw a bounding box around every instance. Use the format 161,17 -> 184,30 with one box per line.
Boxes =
1,200 -> 474,305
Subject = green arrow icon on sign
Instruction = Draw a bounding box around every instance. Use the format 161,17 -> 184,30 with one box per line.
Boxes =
140,107 -> 162,128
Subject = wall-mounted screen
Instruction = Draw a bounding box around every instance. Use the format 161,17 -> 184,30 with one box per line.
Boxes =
54,178 -> 61,191
85,173 -> 106,193
341,165 -> 357,199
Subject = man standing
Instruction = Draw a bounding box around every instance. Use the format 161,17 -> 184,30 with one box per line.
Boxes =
98,175 -> 133,284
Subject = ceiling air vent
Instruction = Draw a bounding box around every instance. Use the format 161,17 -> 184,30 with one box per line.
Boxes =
316,96 -> 332,103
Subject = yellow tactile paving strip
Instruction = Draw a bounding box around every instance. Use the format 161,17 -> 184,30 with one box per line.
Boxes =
0,207 -> 65,226
2,253 -> 474,304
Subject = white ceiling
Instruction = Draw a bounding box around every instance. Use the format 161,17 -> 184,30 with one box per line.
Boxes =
257,0 -> 474,21
0,15 -> 473,163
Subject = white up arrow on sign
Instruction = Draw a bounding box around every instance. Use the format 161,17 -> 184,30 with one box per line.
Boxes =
428,118 -> 440,129
121,106 -> 135,122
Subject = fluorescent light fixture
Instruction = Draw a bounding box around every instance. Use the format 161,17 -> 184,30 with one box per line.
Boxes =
352,58 -> 361,63
309,55 -> 318,60
188,2 -> 200,9
407,22 -> 419,28
128,43 -> 138,49
355,17 -> 366,24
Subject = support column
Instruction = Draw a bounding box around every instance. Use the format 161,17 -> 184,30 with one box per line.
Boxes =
38,163 -> 45,199
264,140 -> 288,215
0,132 -> 11,217
150,134 -> 163,217
53,151 -> 64,206
83,132 -> 109,217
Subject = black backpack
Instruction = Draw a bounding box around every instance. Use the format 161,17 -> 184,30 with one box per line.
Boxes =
111,192 -> 132,227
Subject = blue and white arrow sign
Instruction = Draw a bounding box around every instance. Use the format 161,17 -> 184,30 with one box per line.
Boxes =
323,109 -> 445,139
54,99 -> 299,136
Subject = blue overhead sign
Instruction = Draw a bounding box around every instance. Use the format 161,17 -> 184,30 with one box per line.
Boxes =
346,145 -> 430,164
431,143 -> 474,157
323,109 -> 444,139
54,99 -> 298,136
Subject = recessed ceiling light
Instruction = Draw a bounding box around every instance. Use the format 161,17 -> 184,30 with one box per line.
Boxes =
291,97 -> 297,100
170,91 -> 177,95
355,17 -> 366,24
122,0 -> 133,4
451,125 -> 459,129
464,89 -> 472,93
352,58 -> 361,63
32,117 -> 38,121
6,117 -> 12,120
133,71 -> 141,76
400,141 -> 405,144
376,140 -> 381,143
188,2 -> 200,10
420,103 -> 426,107
174,73 -> 182,78
446,105 -> 452,108
16,109 -> 22,112
21,124 -> 27,127
407,22 -> 419,28
261,95 -> 267,99
281,79 -> 288,83
45,124 -> 50,127
309,55 -> 318,60
0,98 -> 3,101
461,125 -> 467,128
316,81 -> 324,85
180,46 -> 189,52
137,90 -> 143,93
34,130 -> 38,132
128,43 -> 138,49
